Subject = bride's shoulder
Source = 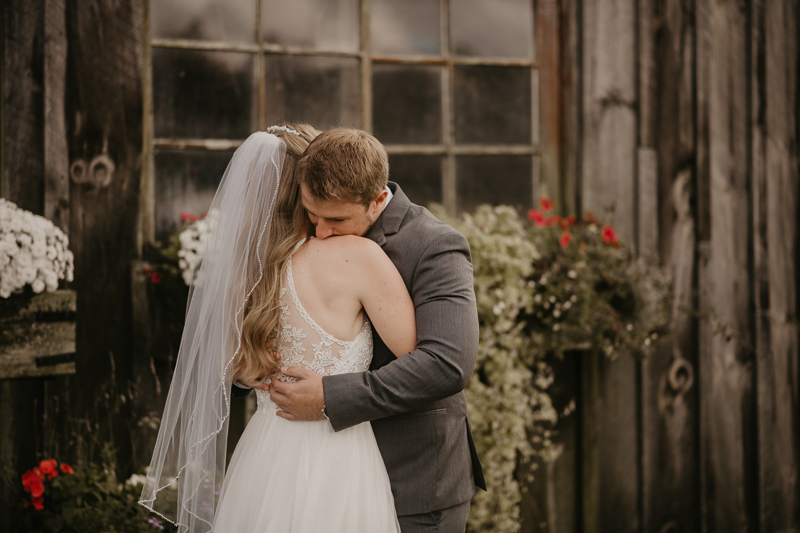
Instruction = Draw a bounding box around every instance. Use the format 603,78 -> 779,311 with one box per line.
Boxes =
304,236 -> 387,272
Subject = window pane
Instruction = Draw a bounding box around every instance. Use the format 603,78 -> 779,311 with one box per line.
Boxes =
151,0 -> 256,42
451,0 -> 533,58
389,156 -> 442,207
454,66 -> 531,144
264,56 -> 361,130
153,49 -> 255,139
456,156 -> 532,215
373,65 -> 442,145
154,150 -> 234,241
262,0 -> 359,52
372,0 -> 440,56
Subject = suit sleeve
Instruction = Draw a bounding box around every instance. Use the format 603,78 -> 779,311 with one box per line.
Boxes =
322,230 -> 479,431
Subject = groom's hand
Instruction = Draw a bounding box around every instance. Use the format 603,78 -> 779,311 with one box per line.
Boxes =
270,366 -> 326,422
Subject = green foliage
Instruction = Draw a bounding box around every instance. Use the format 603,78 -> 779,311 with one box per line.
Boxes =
14,446 -> 176,533
432,205 -> 557,533
433,203 -> 671,533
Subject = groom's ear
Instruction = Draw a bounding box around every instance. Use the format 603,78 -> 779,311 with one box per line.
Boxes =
369,190 -> 389,214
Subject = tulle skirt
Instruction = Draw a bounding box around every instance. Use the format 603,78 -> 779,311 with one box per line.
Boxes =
213,400 -> 400,532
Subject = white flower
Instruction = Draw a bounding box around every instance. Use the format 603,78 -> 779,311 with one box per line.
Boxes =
0,199 -> 74,298
563,301 -> 572,310
553,309 -> 561,318
552,324 -> 561,331
570,294 -> 577,303
644,338 -> 651,346
626,323 -> 633,331
533,294 -> 542,303
567,270 -> 577,279
125,473 -> 148,486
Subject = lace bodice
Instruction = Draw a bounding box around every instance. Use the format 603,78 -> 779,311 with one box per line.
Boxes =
256,253 -> 373,411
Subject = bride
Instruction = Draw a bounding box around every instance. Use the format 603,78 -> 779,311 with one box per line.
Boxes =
140,124 -> 414,532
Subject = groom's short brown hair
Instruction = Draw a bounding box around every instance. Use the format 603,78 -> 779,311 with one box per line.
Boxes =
296,128 -> 389,207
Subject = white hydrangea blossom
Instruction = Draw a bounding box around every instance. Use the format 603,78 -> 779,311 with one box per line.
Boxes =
177,209 -> 218,286
0,199 -> 74,298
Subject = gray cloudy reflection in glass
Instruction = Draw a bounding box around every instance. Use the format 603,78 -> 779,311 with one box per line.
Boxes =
151,0 -> 255,42
451,0 -> 533,58
262,0 -> 359,52
372,0 -> 440,56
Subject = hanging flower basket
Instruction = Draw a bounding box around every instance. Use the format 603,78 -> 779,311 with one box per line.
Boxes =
0,199 -> 76,379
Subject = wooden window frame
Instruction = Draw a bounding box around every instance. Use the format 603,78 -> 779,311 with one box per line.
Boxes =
140,0 -> 541,246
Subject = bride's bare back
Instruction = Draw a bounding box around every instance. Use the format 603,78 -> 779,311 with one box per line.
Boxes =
287,235 -> 416,359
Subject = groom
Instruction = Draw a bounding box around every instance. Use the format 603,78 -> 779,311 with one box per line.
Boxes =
258,128 -> 485,532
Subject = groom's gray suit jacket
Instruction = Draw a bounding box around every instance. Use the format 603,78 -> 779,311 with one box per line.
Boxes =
323,182 -> 486,516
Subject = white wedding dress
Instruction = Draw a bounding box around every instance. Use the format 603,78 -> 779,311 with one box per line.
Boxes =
212,252 -> 401,532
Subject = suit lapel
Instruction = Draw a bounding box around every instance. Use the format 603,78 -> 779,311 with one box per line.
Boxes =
363,182 -> 410,247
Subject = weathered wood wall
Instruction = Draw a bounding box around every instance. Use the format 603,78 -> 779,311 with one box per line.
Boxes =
529,1 -> 799,532
1,0 -> 797,531
0,0 -> 143,528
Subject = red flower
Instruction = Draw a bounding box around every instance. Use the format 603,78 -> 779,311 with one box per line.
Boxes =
201,212 -> 207,218
527,209 -> 546,228
180,212 -> 192,222
31,496 -> 44,511
545,215 -> 561,228
539,196 -> 555,212
39,459 -> 58,480
60,463 -> 74,475
144,267 -> 153,278
151,273 -> 162,284
559,232 -> 573,248
584,210 -> 596,223
564,215 -> 576,228
580,242 -> 587,250
21,470 -> 45,498
191,214 -> 199,222
601,225 -> 619,244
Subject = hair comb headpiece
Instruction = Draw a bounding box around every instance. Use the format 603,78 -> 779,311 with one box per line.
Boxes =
266,125 -> 302,137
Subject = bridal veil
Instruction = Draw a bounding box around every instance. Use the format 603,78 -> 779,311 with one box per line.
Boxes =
140,132 -> 287,531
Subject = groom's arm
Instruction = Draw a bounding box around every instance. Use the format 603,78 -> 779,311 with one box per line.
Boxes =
322,229 -> 479,431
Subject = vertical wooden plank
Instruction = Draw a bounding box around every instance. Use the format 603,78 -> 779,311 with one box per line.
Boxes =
43,0 -> 69,232
642,2 -> 701,533
759,0 -> 799,530
2,0 -> 45,214
560,0 -> 581,216
536,0 -> 561,208
701,1 -> 756,531
65,0 -> 143,466
580,0 -> 639,532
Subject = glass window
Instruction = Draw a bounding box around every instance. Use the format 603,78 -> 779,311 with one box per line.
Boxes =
371,0 -> 440,56
153,49 -> 255,139
263,56 -> 361,130
450,0 -> 533,58
373,65 -> 442,145
389,155 -> 443,207
456,156 -> 533,215
262,0 -> 359,52
151,0 -> 256,43
454,66 -> 531,145
154,150 -> 235,240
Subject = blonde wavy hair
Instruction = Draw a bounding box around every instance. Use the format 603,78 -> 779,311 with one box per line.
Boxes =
232,123 -> 321,385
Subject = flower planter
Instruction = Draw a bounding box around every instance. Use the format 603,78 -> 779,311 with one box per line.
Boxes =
0,289 -> 76,379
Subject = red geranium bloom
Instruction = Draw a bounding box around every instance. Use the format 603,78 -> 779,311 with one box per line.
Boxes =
60,463 -> 74,475
21,471 -> 45,498
191,214 -> 199,222
527,209 -> 546,228
564,215 -> 576,227
180,212 -> 192,222
151,273 -> 163,284
144,267 -> 153,278
39,459 -> 58,480
559,232 -> 573,248
539,196 -> 555,212
31,496 -> 44,511
545,215 -> 561,228
601,225 -> 619,244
